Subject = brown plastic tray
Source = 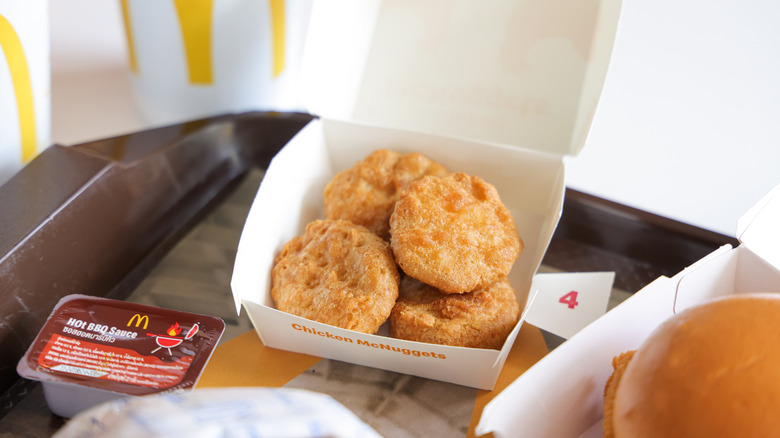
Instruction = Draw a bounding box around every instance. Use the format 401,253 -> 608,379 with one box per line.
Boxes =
0,112 -> 313,406
0,112 -> 737,434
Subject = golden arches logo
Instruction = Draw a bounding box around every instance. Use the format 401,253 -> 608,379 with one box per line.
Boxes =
121,0 -> 286,84
0,14 -> 37,162
268,0 -> 286,78
120,0 -> 138,74
127,314 -> 150,330
172,0 -> 214,84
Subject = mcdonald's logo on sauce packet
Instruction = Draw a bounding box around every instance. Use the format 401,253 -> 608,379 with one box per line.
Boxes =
0,1 -> 50,185
127,314 -> 150,330
121,0 -> 310,126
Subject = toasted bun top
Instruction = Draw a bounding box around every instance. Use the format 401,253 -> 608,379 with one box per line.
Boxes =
613,293 -> 780,438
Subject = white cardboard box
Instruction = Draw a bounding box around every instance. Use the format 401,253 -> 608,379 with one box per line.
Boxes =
476,183 -> 780,436
231,0 -> 622,390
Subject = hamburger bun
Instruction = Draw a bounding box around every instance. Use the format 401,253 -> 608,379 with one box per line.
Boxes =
604,293 -> 780,438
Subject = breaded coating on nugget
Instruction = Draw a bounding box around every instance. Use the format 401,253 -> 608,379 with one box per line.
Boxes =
603,351 -> 636,438
389,276 -> 520,349
324,149 -> 448,240
390,173 -> 522,294
271,219 -> 400,334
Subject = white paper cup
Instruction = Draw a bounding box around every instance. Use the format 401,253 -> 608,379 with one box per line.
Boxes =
0,1 -> 51,185
121,0 -> 312,126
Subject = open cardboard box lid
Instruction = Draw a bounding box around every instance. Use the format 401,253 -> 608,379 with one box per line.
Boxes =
298,0 -> 622,157
230,0 -> 623,390
476,183 -> 780,437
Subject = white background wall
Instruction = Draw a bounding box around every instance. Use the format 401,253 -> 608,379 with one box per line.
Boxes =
47,0 -> 780,238
567,0 -> 780,237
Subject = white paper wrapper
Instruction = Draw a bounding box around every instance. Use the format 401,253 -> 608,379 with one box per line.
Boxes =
53,387 -> 382,438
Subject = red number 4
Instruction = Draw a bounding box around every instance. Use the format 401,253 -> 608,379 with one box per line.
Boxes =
559,291 -> 579,309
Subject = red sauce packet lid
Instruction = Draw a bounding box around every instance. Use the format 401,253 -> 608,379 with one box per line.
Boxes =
17,294 -> 225,395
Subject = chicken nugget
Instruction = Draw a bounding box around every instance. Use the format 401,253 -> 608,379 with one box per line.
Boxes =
390,173 -> 522,294
271,219 -> 400,334
389,276 -> 520,349
603,351 -> 636,438
324,149 -> 448,240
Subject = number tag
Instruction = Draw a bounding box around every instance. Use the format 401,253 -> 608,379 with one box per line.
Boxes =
525,272 -> 615,340
558,291 -> 579,309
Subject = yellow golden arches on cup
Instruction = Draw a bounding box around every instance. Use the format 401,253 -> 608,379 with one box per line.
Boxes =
0,14 -> 37,163
173,0 -> 214,84
120,0 -> 138,74
268,0 -> 286,78
121,0 -> 287,84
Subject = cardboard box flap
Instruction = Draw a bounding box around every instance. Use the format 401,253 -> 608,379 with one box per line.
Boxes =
736,183 -> 780,270
299,0 -> 622,157
476,239 -> 780,437
476,181 -> 780,435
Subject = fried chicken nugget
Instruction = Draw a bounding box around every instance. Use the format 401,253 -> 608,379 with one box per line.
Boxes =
271,219 -> 400,334
390,173 -> 523,294
603,351 -> 636,438
389,276 -> 520,349
324,149 -> 448,240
